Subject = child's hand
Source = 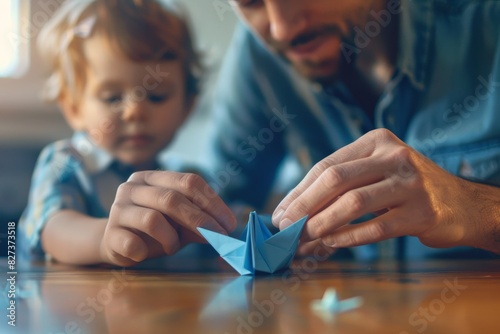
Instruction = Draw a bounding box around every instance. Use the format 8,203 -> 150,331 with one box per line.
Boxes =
100,171 -> 236,266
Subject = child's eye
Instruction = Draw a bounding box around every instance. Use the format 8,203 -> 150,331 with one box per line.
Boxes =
148,94 -> 169,104
101,95 -> 123,104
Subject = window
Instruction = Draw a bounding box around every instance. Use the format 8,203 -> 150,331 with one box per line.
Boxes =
0,0 -> 30,78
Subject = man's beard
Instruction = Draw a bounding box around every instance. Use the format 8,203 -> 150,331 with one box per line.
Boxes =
266,25 -> 356,85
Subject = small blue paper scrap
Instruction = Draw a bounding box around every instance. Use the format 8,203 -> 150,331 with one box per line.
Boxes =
311,288 -> 363,318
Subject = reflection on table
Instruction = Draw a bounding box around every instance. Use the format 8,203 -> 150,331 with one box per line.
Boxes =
1,256 -> 500,334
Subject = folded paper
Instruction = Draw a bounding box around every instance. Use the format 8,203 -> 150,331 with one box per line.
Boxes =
197,212 -> 307,275
311,288 -> 363,319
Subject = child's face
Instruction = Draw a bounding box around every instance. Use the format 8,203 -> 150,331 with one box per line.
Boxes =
64,34 -> 192,169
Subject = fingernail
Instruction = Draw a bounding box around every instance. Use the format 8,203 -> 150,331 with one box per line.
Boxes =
272,209 -> 284,226
322,237 -> 336,248
279,218 -> 293,230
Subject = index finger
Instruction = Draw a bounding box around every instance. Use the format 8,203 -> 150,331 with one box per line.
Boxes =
128,171 -> 236,231
272,131 -> 380,226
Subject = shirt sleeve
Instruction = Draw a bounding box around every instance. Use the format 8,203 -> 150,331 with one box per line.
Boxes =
18,142 -> 87,259
205,24 -> 288,209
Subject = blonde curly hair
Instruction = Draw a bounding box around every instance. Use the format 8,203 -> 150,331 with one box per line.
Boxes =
38,0 -> 202,103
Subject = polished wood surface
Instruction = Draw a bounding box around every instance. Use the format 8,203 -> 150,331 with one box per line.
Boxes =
2,258 -> 500,334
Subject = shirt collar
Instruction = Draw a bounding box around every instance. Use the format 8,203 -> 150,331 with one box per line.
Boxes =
319,0 -> 435,96
71,132 -> 164,175
71,131 -> 114,174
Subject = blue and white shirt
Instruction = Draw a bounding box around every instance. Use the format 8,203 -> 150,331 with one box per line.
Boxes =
18,131 -> 187,259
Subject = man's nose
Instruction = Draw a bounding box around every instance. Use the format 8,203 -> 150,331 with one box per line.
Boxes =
267,1 -> 307,43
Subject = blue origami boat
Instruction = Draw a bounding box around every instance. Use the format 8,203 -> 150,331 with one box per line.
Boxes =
197,212 -> 308,275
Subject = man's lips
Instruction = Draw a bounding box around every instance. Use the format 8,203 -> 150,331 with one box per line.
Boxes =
290,33 -> 327,54
284,33 -> 333,62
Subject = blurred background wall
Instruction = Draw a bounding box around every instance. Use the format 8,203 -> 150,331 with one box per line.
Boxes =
0,0 -> 238,253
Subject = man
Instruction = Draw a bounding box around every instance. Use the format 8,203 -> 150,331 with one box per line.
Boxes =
205,0 -> 500,259
110,0 -> 499,264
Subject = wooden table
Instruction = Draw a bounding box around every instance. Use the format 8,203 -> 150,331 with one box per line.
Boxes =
2,257 -> 500,334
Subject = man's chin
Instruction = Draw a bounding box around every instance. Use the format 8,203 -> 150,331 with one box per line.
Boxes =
292,60 -> 340,85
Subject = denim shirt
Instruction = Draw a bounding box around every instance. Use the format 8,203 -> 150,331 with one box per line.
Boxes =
207,0 -> 500,259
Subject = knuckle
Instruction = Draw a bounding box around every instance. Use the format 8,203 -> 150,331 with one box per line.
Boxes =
108,202 -> 127,222
179,173 -> 203,190
158,190 -> 180,208
140,210 -> 163,233
311,217 -> 332,239
117,235 -> 140,260
127,171 -> 145,182
111,201 -> 127,211
177,202 -> 193,214
390,146 -> 412,163
289,198 -> 311,217
308,160 -> 333,182
115,182 -> 134,201
387,147 -> 420,184
315,160 -> 332,174
189,212 -> 207,228
322,166 -> 345,188
371,128 -> 396,142
341,190 -> 367,213
340,230 -> 359,246
192,189 -> 210,208
117,182 -> 133,193
178,202 -> 203,226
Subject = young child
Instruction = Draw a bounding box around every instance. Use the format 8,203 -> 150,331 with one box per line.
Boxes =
19,0 -> 236,266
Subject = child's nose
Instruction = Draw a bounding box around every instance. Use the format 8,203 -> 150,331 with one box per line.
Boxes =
121,99 -> 148,122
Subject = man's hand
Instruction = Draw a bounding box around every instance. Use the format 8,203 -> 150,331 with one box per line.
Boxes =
100,171 -> 236,266
272,129 -> 500,253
